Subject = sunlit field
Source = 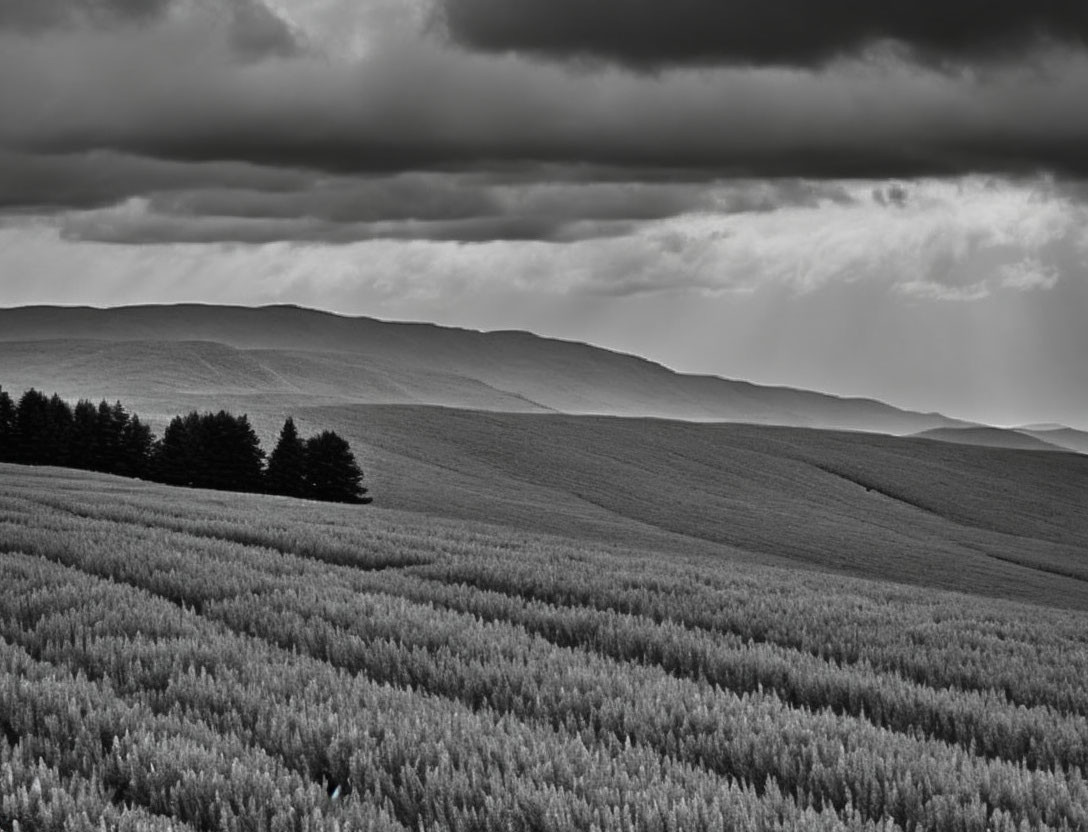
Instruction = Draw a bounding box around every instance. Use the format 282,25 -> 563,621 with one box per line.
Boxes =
3,465 -> 1088,831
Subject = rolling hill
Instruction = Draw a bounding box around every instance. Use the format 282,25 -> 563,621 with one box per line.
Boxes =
911,425 -> 1088,456
0,304 -> 967,433
912,426 -> 1074,453
267,405 -> 1088,611
5,463 -> 1088,830
3,303 -> 1085,611
1016,426 -> 1088,455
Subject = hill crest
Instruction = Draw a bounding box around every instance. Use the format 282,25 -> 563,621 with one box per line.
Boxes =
0,303 -> 968,434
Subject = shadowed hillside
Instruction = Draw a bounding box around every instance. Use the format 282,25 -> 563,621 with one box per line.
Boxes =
0,304 -> 967,433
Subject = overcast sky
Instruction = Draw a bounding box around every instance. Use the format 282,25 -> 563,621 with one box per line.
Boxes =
1,0 -> 1087,428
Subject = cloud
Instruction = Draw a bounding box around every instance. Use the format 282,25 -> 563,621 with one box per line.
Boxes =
25,167 -> 847,244
0,0 -> 302,60
896,280 -> 991,302
55,198 -> 643,244
999,258 -> 1061,291
2,18 -> 1088,183
1,0 -> 1087,252
559,177 -> 1087,300
0,0 -> 173,31
2,177 -> 1084,330
0,149 -> 310,212
436,0 -> 1088,69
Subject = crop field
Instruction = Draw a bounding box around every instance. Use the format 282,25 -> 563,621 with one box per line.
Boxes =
3,465 -> 1088,831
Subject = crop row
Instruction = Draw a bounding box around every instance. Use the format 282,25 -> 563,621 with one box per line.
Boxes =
3,508 -> 1087,831
0,551 -> 869,832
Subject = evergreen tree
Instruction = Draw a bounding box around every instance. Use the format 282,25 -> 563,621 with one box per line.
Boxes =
304,430 -> 370,504
95,400 -> 127,475
44,394 -> 74,467
266,417 -> 308,498
154,412 -> 203,487
152,410 -> 264,492
119,413 -> 154,478
69,400 -> 99,471
201,411 -> 265,492
0,387 -> 14,463
13,389 -> 51,465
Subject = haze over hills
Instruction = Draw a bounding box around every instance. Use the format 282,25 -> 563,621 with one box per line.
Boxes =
912,426 -> 1074,454
0,304 -> 969,434
1016,427 -> 1088,456
911,426 -> 1088,456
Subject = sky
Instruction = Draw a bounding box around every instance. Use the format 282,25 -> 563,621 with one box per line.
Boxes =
1,0 -> 1087,428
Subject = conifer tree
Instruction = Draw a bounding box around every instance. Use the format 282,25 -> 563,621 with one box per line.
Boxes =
69,400 -> 99,471
0,387 -> 14,463
304,430 -> 370,504
203,411 -> 264,492
95,400 -> 127,474
119,413 -> 154,478
153,410 -> 264,492
44,394 -> 74,467
155,412 -> 202,487
266,417 -> 308,498
13,389 -> 50,465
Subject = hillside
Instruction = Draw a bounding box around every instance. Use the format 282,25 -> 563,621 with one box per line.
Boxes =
3,465 -> 1088,831
1017,426 -> 1088,455
913,426 -> 1073,453
0,304 -> 967,433
275,405 -> 1088,611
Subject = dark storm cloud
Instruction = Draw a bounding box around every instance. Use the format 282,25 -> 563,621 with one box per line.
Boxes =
436,0 -> 1088,69
4,26 -> 1087,183
50,174 -> 846,244
1,4 -> 1087,249
0,150 -> 309,212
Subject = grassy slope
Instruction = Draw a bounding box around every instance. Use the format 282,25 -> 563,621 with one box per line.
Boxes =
0,304 -> 966,432
285,405 -> 1088,611
4,466 -> 1088,831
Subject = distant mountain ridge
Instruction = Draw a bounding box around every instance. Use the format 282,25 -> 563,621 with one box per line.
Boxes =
0,303 -> 969,434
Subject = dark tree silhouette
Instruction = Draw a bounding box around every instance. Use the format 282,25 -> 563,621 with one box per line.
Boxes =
0,387 -> 14,463
3,384 -> 370,505
305,430 -> 370,504
13,389 -> 51,465
119,413 -> 154,478
69,400 -> 100,471
44,394 -> 74,467
154,411 -> 264,492
202,411 -> 265,492
155,412 -> 202,487
266,417 -> 308,498
94,400 -> 127,475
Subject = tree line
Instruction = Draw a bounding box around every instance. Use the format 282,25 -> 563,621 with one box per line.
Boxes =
0,386 -> 370,504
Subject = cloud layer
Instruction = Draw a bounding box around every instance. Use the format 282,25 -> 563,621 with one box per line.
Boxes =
0,0 -> 1085,295
437,0 -> 1088,69
3,1 -> 1088,184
